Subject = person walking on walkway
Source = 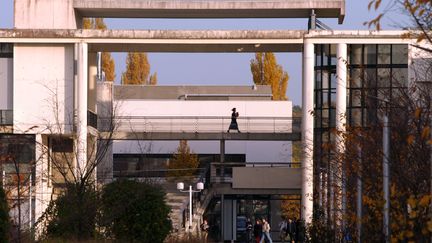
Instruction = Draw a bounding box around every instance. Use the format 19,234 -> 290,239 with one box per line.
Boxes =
260,219 -> 273,243
227,107 -> 241,133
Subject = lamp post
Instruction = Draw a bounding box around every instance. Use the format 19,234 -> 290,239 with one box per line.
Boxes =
177,182 -> 204,231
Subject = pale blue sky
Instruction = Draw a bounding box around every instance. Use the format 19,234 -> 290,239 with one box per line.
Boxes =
0,0 -> 407,105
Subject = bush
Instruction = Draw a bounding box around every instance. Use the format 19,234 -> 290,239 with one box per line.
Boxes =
44,183 -> 98,240
100,180 -> 171,242
0,186 -> 10,242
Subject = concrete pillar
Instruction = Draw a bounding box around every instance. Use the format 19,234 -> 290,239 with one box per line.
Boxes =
76,42 -> 88,175
301,41 -> 314,224
336,43 -> 347,231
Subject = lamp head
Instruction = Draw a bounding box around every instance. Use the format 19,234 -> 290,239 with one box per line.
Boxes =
177,182 -> 184,190
196,182 -> 204,190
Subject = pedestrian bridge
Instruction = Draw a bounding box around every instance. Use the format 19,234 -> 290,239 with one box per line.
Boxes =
99,116 -> 301,140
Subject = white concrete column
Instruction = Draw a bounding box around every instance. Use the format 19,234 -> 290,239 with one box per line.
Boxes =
301,41 -> 314,224
336,43 -> 347,230
77,42 -> 88,175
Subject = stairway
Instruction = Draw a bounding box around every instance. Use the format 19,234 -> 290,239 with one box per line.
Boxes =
165,192 -> 189,232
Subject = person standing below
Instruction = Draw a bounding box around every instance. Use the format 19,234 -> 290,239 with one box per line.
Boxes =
200,219 -> 210,242
253,219 -> 262,243
260,219 -> 273,243
246,218 -> 253,243
227,107 -> 241,133
278,217 -> 288,242
286,218 -> 296,243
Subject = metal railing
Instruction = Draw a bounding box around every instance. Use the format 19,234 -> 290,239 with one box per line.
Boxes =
210,162 -> 301,183
107,116 -> 301,134
0,110 -> 13,125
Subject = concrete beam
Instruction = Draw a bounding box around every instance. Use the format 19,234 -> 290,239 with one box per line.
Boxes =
101,131 -> 301,140
74,0 -> 345,23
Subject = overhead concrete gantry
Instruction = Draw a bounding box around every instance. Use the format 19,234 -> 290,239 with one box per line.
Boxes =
14,0 -> 345,29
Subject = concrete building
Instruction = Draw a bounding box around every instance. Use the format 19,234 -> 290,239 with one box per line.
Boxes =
1,0 -> 431,241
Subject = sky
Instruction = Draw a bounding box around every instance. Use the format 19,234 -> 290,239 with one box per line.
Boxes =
0,0 -> 408,105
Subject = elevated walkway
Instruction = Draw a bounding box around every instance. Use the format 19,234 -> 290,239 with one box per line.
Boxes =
100,116 -> 301,141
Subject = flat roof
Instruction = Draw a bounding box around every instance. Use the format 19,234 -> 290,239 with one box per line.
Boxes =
114,85 -> 272,100
74,0 -> 345,23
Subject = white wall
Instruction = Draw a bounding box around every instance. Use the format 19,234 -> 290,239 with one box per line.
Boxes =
14,0 -> 78,29
118,100 -> 291,117
0,58 -> 13,110
13,44 -> 75,134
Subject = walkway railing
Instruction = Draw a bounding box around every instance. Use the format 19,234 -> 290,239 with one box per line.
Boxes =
210,162 -> 301,183
104,116 -> 301,133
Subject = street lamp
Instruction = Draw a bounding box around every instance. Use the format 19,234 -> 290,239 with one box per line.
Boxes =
177,182 -> 204,230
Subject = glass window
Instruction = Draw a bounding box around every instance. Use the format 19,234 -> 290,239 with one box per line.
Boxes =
322,71 -> 330,89
322,109 -> 329,127
350,45 -> 363,65
350,68 -> 362,88
323,45 -> 330,66
350,108 -> 362,126
351,89 -> 362,107
315,70 -> 322,89
392,68 -> 408,87
322,91 -> 329,108
329,108 -> 336,127
378,45 -> 391,64
364,44 -> 377,65
315,91 -> 322,108
330,45 -> 337,66
364,68 -> 377,88
330,72 -> 337,89
316,45 -> 322,66
377,68 -> 391,88
392,45 -> 408,64
330,91 -> 336,108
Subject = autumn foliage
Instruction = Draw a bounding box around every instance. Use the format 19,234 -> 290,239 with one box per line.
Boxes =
167,140 -> 199,180
250,52 -> 289,100
122,52 -> 158,85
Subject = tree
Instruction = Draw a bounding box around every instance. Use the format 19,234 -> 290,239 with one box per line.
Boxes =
367,0 -> 432,51
250,52 -> 289,100
167,140 -> 199,180
100,180 -> 171,242
83,18 -> 116,81
0,185 -> 10,243
122,52 -> 158,85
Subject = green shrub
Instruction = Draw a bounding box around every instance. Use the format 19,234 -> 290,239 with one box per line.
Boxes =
45,183 -> 98,240
100,180 -> 172,242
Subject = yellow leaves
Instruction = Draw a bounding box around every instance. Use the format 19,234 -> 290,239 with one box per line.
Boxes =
415,108 -> 422,119
421,126 -> 430,139
407,195 -> 417,209
418,194 -> 431,207
406,135 -> 415,145
122,53 -> 157,85
427,220 -> 432,233
250,52 -> 289,100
